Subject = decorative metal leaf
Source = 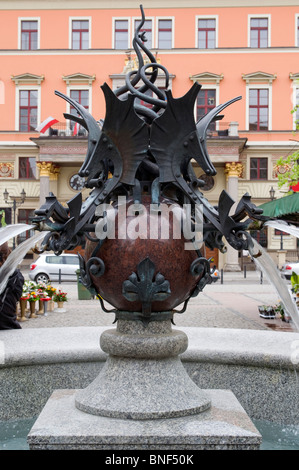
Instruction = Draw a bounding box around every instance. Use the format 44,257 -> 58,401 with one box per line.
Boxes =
122,257 -> 171,317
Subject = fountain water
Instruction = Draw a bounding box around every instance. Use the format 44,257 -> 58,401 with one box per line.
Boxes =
0,224 -> 34,246
264,219 -> 299,239
248,238 -> 299,331
0,230 -> 49,295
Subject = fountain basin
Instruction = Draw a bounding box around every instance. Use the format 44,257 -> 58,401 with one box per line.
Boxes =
0,326 -> 298,425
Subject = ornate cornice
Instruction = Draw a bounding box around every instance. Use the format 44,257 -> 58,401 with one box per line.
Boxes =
11,73 -> 44,85
62,73 -> 96,85
242,71 -> 277,84
190,71 -> 224,85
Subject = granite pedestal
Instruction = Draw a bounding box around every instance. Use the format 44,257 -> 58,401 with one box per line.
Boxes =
27,319 -> 262,450
27,389 -> 261,450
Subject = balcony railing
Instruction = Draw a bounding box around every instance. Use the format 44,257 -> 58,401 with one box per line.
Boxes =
45,122 -> 88,137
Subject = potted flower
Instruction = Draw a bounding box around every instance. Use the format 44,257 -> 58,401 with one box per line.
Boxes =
274,301 -> 289,322
27,291 -> 40,318
46,285 -> 57,311
46,285 -> 56,298
258,305 -> 276,319
53,290 -> 68,309
37,288 -> 46,314
19,291 -> 30,322
37,292 -> 52,315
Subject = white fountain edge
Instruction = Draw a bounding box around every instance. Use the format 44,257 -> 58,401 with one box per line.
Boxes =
0,326 -> 298,370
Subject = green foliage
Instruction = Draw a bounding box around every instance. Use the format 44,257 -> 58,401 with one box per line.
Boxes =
291,271 -> 299,294
275,105 -> 299,190
275,153 -> 299,189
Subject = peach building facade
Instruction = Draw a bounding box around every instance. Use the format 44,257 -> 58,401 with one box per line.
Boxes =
0,0 -> 298,269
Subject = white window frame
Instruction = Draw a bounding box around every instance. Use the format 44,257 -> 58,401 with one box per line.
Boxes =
18,17 -> 40,50
132,16 -> 154,49
245,83 -> 272,131
195,84 -> 220,128
112,17 -> 131,49
156,17 -> 174,49
69,16 -> 92,49
195,15 -> 218,49
15,84 -> 41,132
248,14 -> 271,48
247,155 -> 270,181
295,14 -> 299,46
65,84 -> 92,132
291,78 -> 299,130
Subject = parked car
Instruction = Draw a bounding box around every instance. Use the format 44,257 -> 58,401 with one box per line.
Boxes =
29,253 -> 80,283
281,261 -> 299,280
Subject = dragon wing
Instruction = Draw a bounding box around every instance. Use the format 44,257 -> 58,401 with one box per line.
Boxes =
55,90 -> 102,178
150,82 -> 207,182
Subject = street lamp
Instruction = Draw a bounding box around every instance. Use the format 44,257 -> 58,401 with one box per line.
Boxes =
269,186 -> 275,200
3,188 -> 26,248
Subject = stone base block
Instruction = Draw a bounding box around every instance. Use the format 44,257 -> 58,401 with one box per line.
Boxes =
27,389 -> 262,450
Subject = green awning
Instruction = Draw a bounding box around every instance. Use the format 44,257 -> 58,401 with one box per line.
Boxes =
259,192 -> 299,222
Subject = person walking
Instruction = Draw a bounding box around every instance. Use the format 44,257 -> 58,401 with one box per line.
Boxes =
0,242 -> 24,329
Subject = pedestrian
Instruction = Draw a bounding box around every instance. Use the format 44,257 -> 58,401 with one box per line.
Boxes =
0,242 -> 24,329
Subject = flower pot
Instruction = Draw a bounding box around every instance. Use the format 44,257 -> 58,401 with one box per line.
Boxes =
29,301 -> 38,318
258,306 -> 276,319
19,299 -> 28,322
54,300 -> 67,313
37,299 -> 44,315
43,299 -> 50,315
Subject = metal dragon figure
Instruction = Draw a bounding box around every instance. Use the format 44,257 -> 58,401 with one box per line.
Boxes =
32,5 -> 267,323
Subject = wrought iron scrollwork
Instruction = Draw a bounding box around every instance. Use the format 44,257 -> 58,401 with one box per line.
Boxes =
78,254 -> 105,293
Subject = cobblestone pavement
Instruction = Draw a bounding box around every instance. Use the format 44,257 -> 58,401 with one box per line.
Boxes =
18,269 -> 296,332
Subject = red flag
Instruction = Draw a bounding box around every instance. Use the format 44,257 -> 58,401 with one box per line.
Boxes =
73,122 -> 79,136
36,117 -> 59,133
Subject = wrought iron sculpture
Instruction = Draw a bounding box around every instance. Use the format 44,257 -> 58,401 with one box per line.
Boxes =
32,5 -> 267,324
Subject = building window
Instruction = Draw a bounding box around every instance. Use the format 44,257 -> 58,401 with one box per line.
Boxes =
18,209 -> 35,243
71,19 -> 89,49
250,18 -> 268,48
158,19 -> 172,49
114,19 -> 129,49
134,18 -> 152,48
196,89 -> 216,130
69,89 -> 89,134
20,20 -> 38,50
274,229 -> 290,237
249,89 -> 268,131
70,89 -> 89,111
19,90 -> 38,131
251,227 -> 267,248
19,157 -> 36,179
197,18 -> 216,49
296,88 -> 299,126
250,158 -> 268,180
